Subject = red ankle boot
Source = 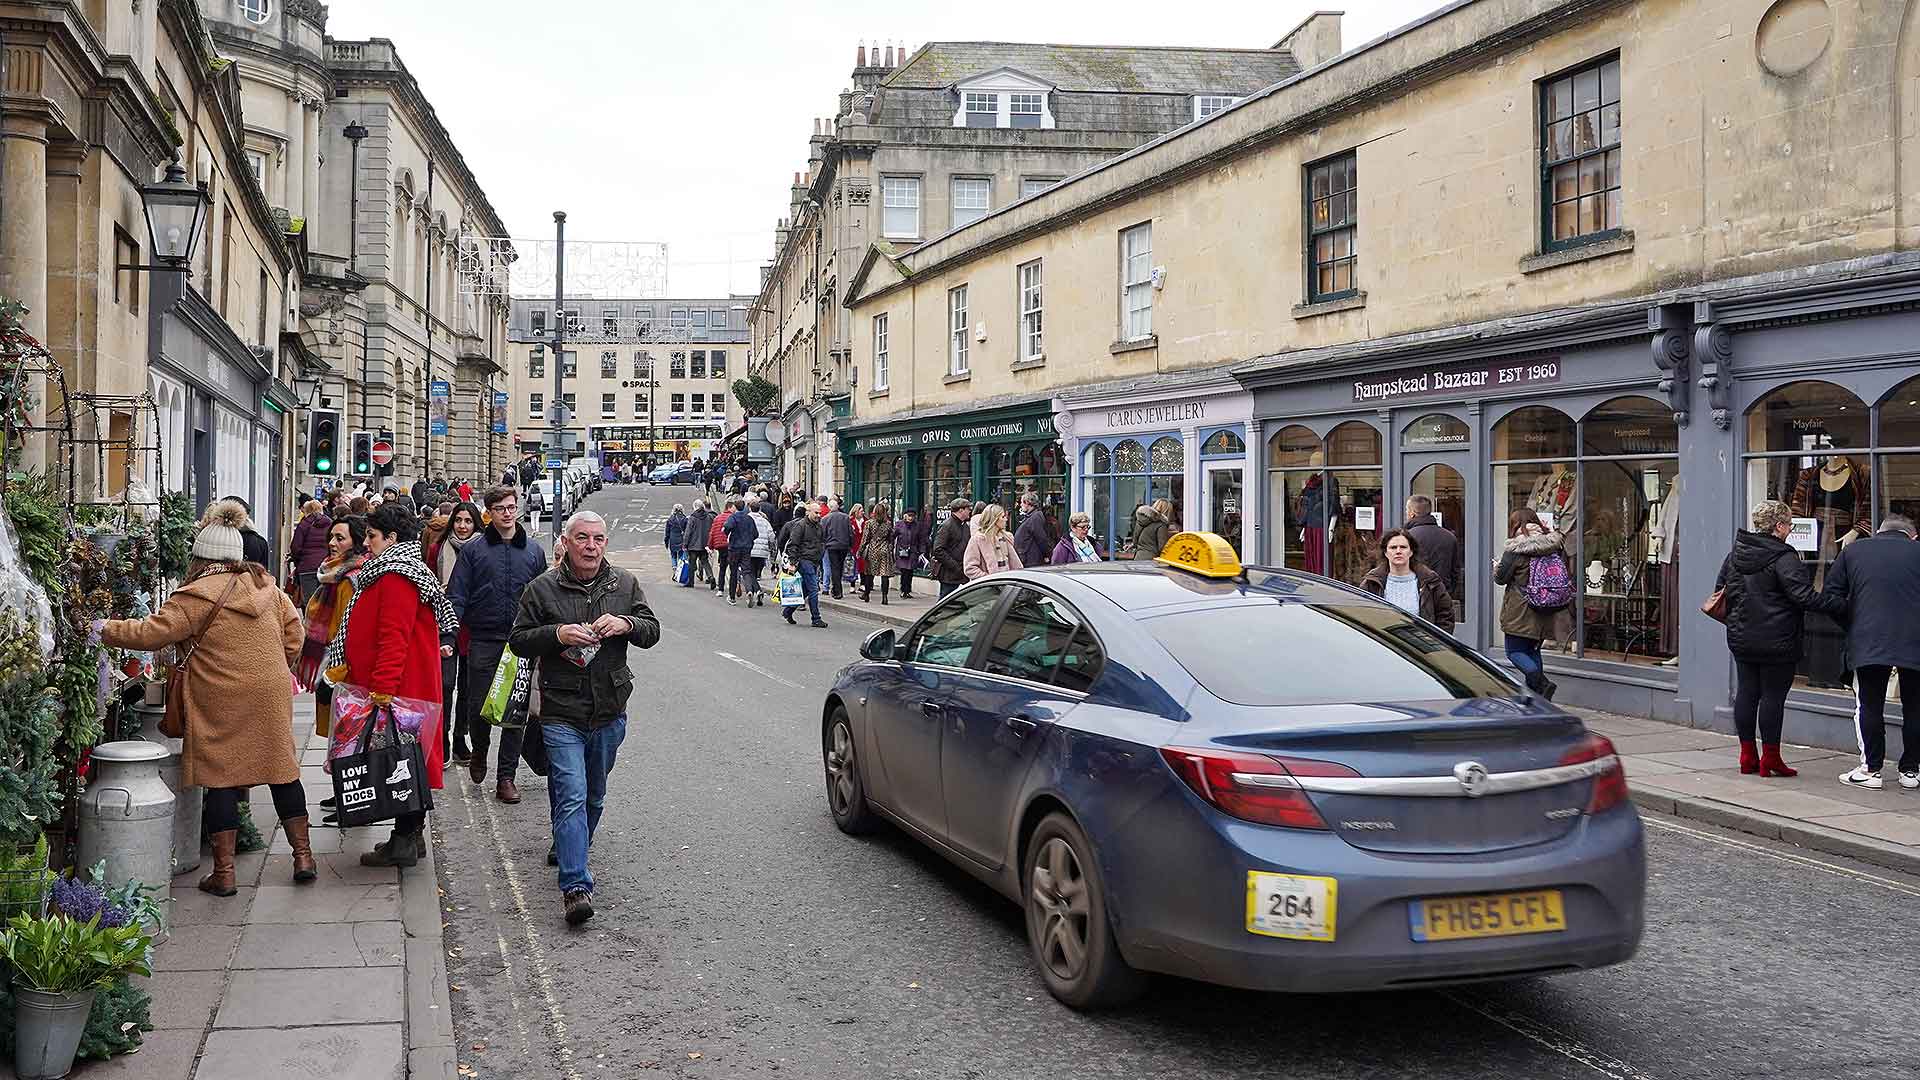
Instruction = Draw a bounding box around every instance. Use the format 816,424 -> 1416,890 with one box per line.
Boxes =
1738,740 -> 1760,775
1759,745 -> 1798,778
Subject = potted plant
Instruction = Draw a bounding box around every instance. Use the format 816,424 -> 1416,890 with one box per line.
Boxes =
0,905 -> 150,1080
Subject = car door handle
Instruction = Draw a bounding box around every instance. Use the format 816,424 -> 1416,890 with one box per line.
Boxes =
1003,714 -> 1039,738
919,702 -> 945,719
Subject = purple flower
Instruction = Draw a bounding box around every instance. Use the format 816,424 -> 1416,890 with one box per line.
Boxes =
49,876 -> 131,929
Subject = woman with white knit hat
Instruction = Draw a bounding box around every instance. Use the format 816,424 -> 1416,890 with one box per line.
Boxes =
99,499 -> 311,896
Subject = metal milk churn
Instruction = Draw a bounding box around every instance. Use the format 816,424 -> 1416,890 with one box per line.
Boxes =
77,741 -> 175,906
134,700 -> 203,874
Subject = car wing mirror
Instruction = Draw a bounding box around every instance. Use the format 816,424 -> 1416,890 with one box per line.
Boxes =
860,628 -> 898,662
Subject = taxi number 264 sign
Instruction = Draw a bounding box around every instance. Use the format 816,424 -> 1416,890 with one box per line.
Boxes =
1245,871 -> 1337,942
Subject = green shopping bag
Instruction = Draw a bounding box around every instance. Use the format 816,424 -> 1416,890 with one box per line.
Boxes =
480,649 -> 522,726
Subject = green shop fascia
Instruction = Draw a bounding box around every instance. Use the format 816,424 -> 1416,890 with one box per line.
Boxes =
834,400 -> 1067,522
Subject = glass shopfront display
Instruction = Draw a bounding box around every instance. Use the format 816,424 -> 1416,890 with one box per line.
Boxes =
920,448 -> 975,519
1200,428 -> 1247,557
866,453 -> 904,514
989,441 -> 1067,533
1491,396 -> 1677,666
1081,435 -> 1185,558
1266,421 -> 1383,587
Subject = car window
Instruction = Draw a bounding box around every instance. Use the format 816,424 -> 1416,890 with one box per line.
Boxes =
1053,626 -> 1105,693
908,586 -> 1004,668
1140,600 -> 1514,706
982,588 -> 1096,688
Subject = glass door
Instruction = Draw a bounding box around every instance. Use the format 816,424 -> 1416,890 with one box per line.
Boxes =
1402,449 -> 1471,636
1203,460 -> 1245,558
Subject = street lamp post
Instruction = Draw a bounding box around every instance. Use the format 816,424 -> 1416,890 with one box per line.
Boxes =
550,210 -> 566,541
342,121 -> 369,428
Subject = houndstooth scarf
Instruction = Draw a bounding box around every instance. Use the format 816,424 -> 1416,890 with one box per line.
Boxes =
321,540 -> 459,683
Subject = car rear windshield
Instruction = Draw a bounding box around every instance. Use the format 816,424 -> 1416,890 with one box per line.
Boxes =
1141,601 -> 1516,706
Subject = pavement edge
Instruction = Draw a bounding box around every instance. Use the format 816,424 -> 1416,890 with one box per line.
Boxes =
1628,785 -> 1920,877
401,827 -> 458,1080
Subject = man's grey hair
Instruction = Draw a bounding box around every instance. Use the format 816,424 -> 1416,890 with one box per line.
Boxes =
1406,494 -> 1433,517
693,498 -> 706,511
562,509 -> 606,535
1020,490 -> 1039,509
1881,514 -> 1918,537
672,503 -> 684,513
1751,499 -> 1795,534
746,492 -> 760,507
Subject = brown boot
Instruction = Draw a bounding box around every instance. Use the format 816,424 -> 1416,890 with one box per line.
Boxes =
496,779 -> 521,804
284,816 -> 318,884
199,830 -> 238,897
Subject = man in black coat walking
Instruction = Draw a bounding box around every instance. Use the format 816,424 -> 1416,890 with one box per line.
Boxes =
1821,514 -> 1920,789
1013,491 -> 1053,568
930,499 -> 973,599
820,498 -> 854,600
1404,495 -> 1463,614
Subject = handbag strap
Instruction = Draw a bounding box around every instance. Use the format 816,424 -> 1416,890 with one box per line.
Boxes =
356,700 -> 400,755
177,572 -> 243,671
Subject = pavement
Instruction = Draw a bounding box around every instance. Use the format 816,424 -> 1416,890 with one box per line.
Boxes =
74,696 -> 453,1080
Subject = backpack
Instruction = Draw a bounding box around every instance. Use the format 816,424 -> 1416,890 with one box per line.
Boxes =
1522,551 -> 1574,611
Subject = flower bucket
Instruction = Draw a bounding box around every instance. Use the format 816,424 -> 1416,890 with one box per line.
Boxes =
13,985 -> 97,1080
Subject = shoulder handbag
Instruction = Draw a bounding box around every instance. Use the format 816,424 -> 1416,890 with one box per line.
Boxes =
1701,587 -> 1729,624
160,573 -> 243,738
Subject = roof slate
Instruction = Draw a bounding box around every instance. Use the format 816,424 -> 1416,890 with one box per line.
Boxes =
887,41 -> 1300,95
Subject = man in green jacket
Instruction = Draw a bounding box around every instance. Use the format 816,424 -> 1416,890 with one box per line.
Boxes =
510,509 -> 660,926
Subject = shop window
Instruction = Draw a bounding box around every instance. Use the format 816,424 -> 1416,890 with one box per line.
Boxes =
919,449 -> 975,524
1081,434 -> 1185,559
866,454 -> 904,515
990,442 -> 1066,535
1402,413 -> 1470,449
1265,420 -> 1382,588
1743,381 -> 1871,690
1582,395 -> 1677,456
1492,405 -> 1577,460
1881,375 -> 1920,525
1200,429 -> 1244,456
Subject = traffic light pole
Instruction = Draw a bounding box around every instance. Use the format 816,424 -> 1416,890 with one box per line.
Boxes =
551,210 -> 566,542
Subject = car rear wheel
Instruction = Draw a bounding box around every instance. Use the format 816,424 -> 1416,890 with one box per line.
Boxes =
823,707 -> 878,835
1023,812 -> 1145,1009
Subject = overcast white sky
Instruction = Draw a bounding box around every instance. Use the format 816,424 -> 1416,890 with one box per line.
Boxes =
324,0 -> 1439,297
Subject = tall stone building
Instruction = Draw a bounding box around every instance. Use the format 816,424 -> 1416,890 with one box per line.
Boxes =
750,23 -> 1329,494
504,297 -> 749,469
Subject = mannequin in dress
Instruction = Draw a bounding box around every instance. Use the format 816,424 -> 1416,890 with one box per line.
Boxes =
1297,450 -> 1336,574
1791,452 -> 1867,687
1530,463 -> 1577,534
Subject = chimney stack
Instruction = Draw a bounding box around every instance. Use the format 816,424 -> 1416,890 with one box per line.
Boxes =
884,45 -> 894,67
857,43 -> 866,67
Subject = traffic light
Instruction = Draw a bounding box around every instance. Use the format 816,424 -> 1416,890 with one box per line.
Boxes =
350,429 -> 374,475
377,428 -> 396,477
307,409 -> 340,476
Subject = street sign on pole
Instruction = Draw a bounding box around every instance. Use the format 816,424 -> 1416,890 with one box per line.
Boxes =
370,440 -> 395,468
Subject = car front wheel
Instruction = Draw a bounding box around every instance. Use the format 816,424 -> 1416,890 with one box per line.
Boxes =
823,707 -> 878,835
1024,812 -> 1145,1009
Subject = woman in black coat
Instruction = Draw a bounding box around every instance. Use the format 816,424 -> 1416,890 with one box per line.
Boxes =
1716,499 -> 1845,777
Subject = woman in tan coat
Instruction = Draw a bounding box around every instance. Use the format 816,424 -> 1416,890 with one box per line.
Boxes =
98,500 -> 311,896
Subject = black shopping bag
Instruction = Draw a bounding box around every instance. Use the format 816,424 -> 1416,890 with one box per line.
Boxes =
332,702 -> 432,828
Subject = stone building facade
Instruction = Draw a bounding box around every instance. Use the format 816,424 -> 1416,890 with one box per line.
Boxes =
749,26 -> 1323,495
841,0 -> 1920,752
504,297 -> 749,468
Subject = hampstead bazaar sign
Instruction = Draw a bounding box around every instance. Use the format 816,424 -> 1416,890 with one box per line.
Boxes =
850,414 -> 1056,454
1352,358 -> 1562,403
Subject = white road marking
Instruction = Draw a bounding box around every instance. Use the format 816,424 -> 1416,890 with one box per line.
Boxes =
1642,816 -> 1920,898
1441,990 -> 1663,1080
716,650 -> 805,689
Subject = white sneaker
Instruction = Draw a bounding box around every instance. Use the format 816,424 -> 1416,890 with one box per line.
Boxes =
1900,771 -> 1919,790
1840,766 -> 1884,790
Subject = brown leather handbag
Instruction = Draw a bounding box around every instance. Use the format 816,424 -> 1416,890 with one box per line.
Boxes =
160,573 -> 243,738
1700,587 -> 1729,625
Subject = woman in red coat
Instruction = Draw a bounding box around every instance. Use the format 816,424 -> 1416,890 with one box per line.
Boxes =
327,500 -> 459,869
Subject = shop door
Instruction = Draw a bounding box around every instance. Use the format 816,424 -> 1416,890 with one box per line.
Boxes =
1202,460 -> 1246,559
1401,451 -> 1471,637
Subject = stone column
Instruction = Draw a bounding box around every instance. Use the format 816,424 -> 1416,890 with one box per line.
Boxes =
283,95 -> 303,216
303,99 -> 322,227
1180,425 -> 1200,532
1244,418 -> 1263,562
1,114 -> 51,469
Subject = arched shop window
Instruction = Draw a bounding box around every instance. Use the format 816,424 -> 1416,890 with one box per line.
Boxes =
1265,421 -> 1382,587
1744,381 -> 1872,690
919,449 -> 974,520
989,441 -> 1067,531
1491,397 -> 1678,667
1201,429 -> 1245,456
1081,435 -> 1185,558
866,454 -> 903,515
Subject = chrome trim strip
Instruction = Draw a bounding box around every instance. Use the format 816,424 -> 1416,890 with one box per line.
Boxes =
1283,756 -> 1618,798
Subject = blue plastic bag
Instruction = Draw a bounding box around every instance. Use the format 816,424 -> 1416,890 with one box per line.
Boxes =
675,554 -> 692,586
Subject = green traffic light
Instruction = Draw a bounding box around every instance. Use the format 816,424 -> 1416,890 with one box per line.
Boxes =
316,457 -> 332,472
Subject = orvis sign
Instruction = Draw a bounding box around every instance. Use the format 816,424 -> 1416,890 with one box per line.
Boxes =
1352,358 -> 1561,404
848,413 -> 1055,455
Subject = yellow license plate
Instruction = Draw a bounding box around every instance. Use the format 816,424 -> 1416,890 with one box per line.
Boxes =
1408,889 -> 1566,942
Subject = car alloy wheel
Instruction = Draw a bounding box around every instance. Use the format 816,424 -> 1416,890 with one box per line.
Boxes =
1022,813 -> 1145,1009
823,708 -> 877,835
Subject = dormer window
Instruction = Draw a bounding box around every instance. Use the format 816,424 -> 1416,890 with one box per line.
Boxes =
1009,93 -> 1044,129
963,92 -> 998,128
1194,95 -> 1240,121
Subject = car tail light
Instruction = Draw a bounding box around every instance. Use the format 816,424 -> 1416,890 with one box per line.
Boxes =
1559,733 -> 1627,813
1159,747 -> 1358,830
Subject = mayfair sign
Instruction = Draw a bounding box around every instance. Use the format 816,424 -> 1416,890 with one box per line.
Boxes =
1353,358 -> 1561,403
850,414 -> 1056,455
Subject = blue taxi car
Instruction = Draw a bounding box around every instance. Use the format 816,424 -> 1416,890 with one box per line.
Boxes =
820,533 -> 1645,1008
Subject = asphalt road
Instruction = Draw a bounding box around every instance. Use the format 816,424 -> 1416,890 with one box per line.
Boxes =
435,482 -> 1920,1080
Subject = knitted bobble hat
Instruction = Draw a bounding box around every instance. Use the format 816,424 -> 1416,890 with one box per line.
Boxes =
192,499 -> 250,563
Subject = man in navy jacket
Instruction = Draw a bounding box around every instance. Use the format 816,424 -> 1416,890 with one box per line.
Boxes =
1822,514 -> 1920,789
450,484 -> 552,804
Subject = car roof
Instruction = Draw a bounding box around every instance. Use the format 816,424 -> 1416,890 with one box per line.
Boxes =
1008,561 -> 1367,616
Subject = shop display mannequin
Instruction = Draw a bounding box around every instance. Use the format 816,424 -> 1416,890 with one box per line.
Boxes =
1656,477 -> 1681,662
1530,464 -> 1576,534
1790,453 -> 1867,687
1296,450 -> 1337,574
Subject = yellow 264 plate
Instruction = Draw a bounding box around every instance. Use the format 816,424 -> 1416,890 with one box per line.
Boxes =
1408,888 -> 1566,942
1245,872 -> 1337,942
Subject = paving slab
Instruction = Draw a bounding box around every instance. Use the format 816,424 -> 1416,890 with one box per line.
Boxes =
1708,787 -> 1880,821
70,1028 -> 200,1080
229,920 -> 405,969
1578,712 -> 1690,737
140,970 -> 225,1030
1640,748 -> 1748,772
167,885 -> 257,926
1805,811 -> 1920,846
151,924 -> 240,971
262,850 -> 400,887
194,1022 -> 404,1080
213,966 -> 404,1028
1618,755 -> 1692,777
1608,729 -> 1741,755
249,883 -> 402,923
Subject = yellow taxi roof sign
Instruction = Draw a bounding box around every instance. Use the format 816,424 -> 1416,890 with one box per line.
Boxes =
1155,531 -> 1243,579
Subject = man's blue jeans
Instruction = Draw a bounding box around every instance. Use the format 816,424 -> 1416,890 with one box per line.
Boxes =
543,715 -> 626,895
797,558 -> 822,622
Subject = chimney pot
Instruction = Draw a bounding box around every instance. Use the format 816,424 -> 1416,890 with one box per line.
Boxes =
884,45 -> 894,67
857,43 -> 866,67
